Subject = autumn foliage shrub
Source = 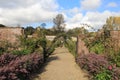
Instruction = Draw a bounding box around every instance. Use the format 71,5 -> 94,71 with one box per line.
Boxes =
111,66 -> 120,80
0,53 -> 43,80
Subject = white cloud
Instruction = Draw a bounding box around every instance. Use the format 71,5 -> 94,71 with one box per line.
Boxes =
80,0 -> 102,10
65,13 -> 83,29
65,11 -> 120,31
68,7 -> 80,15
1,0 -> 120,31
0,0 -> 38,8
68,13 -> 83,23
107,2 -> 117,7
81,11 -> 120,30
0,0 -> 59,26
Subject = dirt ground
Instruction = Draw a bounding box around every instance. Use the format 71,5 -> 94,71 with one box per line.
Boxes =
34,47 -> 88,80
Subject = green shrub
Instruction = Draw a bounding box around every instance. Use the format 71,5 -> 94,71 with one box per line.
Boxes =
108,52 -> 120,67
12,49 -> 31,56
90,42 -> 104,54
18,35 -> 56,62
18,36 -> 39,53
0,47 -> 4,55
37,37 -> 56,61
65,40 -> 76,57
94,69 -> 112,80
47,44 -> 55,55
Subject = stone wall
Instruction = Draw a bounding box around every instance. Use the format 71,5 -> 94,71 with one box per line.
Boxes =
0,27 -> 24,44
76,35 -> 89,56
46,36 -> 56,41
110,30 -> 120,39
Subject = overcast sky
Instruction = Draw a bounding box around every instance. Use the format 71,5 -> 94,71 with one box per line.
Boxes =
0,0 -> 120,30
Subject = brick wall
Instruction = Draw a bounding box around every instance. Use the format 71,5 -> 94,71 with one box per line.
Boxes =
0,27 -> 24,44
110,30 -> 120,51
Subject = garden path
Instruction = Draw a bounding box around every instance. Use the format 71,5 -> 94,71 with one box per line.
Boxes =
34,47 -> 88,80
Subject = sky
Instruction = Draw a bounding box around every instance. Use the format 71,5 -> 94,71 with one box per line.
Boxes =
0,0 -> 120,30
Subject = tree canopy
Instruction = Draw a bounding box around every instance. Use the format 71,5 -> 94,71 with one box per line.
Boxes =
24,26 -> 35,35
0,24 -> 6,27
53,14 -> 65,33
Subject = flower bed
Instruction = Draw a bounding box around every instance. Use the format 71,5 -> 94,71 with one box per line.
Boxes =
0,53 -> 43,80
76,53 -> 120,80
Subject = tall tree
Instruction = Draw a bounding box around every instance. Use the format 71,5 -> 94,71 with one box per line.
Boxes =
40,23 -> 46,29
0,24 -> 6,27
105,16 -> 120,30
105,17 -> 114,30
24,26 -> 35,35
53,14 -> 65,33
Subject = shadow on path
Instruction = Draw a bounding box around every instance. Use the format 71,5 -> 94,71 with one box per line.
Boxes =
31,55 -> 60,80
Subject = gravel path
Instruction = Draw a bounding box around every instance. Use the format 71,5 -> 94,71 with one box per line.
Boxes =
34,47 -> 88,80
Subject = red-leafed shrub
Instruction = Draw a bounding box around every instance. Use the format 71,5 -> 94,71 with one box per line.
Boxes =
0,53 -> 17,67
76,53 -> 120,80
111,65 -> 120,80
76,53 -> 109,75
0,53 -> 43,80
